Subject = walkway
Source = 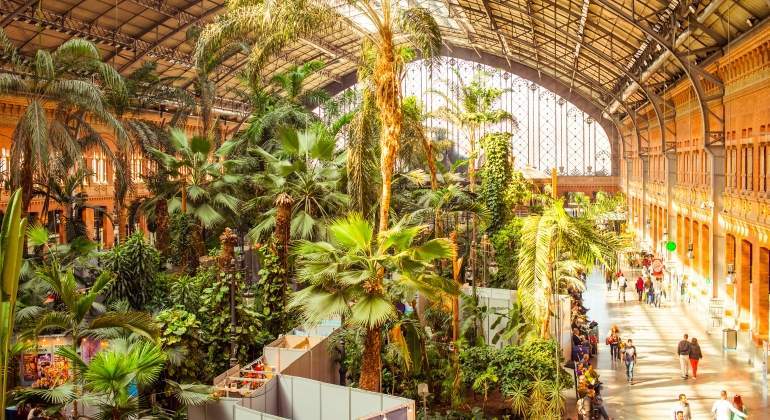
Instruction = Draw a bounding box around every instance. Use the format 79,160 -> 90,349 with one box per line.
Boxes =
576,269 -> 769,419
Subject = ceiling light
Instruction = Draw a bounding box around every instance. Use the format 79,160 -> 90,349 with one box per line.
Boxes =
746,18 -> 754,27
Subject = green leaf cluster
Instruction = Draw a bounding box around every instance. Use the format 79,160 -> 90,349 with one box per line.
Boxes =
480,132 -> 512,232
104,232 -> 161,309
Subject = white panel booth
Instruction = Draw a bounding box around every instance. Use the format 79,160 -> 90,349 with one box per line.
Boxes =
189,375 -> 415,420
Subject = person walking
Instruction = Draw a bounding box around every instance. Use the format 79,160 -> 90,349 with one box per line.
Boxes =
653,279 -> 662,307
618,273 -> 627,302
711,390 -> 747,420
623,338 -> 637,384
607,327 -> 620,361
635,276 -> 644,302
606,270 -> 613,291
688,337 -> 703,379
672,394 -> 691,420
732,395 -> 747,419
677,334 -> 691,379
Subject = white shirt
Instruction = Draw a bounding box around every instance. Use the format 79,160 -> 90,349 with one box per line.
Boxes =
711,399 -> 746,420
618,276 -> 627,287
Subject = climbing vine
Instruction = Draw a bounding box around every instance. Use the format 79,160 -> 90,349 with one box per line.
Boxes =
480,132 -> 512,232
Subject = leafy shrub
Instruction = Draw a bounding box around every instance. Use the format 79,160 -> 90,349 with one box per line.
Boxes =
104,232 -> 160,309
460,339 -> 572,419
490,218 -> 522,288
157,308 -> 203,382
480,132 -> 512,232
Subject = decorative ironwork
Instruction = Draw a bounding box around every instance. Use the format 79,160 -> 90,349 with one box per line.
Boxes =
401,58 -> 611,176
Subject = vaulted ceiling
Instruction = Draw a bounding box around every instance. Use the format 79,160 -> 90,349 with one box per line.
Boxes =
1,0 -> 768,119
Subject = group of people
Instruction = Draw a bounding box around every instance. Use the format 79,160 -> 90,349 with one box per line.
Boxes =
609,268 -> 672,307
673,391 -> 748,419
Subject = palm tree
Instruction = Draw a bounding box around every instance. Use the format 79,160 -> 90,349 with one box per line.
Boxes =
15,337 -> 211,420
37,168 -> 108,242
517,200 -> 626,337
148,129 -> 242,229
248,124 -> 348,243
0,29 -> 127,214
290,214 -> 455,391
429,70 -> 515,193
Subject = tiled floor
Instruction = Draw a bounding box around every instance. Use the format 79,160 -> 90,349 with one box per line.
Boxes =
566,270 -> 769,419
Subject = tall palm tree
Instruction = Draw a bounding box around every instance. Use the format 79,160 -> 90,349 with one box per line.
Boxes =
147,129 -> 242,229
290,214 -> 455,391
429,70 -> 514,193
0,29 -> 127,214
517,200 -> 626,337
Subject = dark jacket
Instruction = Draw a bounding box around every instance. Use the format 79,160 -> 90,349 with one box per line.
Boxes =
677,340 -> 691,355
688,343 -> 702,360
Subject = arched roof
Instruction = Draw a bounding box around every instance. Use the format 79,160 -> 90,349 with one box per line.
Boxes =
0,0 -> 767,121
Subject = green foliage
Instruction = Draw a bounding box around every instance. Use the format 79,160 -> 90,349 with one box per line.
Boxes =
169,213 -> 198,270
480,132 -> 512,233
460,339 -> 571,419
254,247 -> 292,335
0,189 -> 27,420
503,170 -> 535,208
156,308 -> 204,382
490,218 -> 522,288
197,268 -> 272,380
104,232 -> 161,309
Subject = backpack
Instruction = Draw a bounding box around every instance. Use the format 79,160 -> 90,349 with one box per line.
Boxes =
624,346 -> 636,363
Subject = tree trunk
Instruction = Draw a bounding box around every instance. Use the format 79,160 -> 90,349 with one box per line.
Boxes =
467,129 -> 477,193
274,193 -> 294,289
358,327 -> 382,392
117,206 -> 128,244
155,198 -> 170,257
374,29 -> 402,234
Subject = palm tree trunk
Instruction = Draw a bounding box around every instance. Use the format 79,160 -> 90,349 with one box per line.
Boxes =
155,198 -> 170,257
374,29 -> 402,234
274,193 -> 294,290
467,129 -> 477,193
117,206 -> 128,244
359,327 -> 382,392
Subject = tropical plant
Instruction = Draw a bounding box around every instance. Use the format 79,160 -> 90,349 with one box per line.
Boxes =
479,132 -> 512,232
429,70 -> 515,194
14,338 -> 211,420
148,128 -> 242,231
0,190 -> 28,420
104,232 -> 161,309
0,29 -> 127,214
35,168 -> 99,242
490,218 -> 522,288
290,214 -> 455,391
517,199 -> 626,337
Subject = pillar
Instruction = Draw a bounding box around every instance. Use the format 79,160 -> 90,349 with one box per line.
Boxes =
701,224 -> 710,295
738,240 -> 753,329
102,211 -> 115,249
82,208 -> 94,241
751,246 -> 769,340
684,217 -> 691,268
708,144 -> 726,300
641,155 -> 649,244
726,234 -> 737,322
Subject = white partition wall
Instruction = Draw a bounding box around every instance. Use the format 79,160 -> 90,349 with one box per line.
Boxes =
460,286 -> 517,347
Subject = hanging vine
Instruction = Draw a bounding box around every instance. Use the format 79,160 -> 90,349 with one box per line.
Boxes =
480,132 -> 512,232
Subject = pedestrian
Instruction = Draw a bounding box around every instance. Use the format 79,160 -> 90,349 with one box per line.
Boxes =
681,277 -> 688,302
732,395 -> 747,419
672,394 -> 691,420
652,279 -> 662,307
689,337 -> 703,379
606,326 -> 620,361
677,333 -> 691,379
635,276 -> 644,302
623,338 -> 637,384
588,389 -> 612,420
606,270 -> 613,291
576,393 -> 591,420
711,390 -> 747,420
618,272 -> 627,302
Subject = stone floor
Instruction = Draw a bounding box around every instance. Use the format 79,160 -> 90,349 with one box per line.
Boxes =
565,270 -> 769,419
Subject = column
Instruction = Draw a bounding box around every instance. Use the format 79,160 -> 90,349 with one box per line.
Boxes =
708,145 -> 726,300
102,211 -> 115,249
82,208 -> 94,241
641,156 -> 650,245
738,240 -> 753,329
750,245 -> 769,340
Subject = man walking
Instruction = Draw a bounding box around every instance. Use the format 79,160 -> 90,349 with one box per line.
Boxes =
672,394 -> 691,420
677,334 -> 691,379
618,272 -> 627,302
623,338 -> 637,384
635,276 -> 644,302
711,390 -> 747,420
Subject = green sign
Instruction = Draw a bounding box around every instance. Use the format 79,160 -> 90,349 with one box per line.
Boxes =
666,241 -> 677,252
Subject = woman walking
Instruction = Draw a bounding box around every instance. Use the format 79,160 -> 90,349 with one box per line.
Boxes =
689,337 -> 703,379
607,325 -> 620,361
